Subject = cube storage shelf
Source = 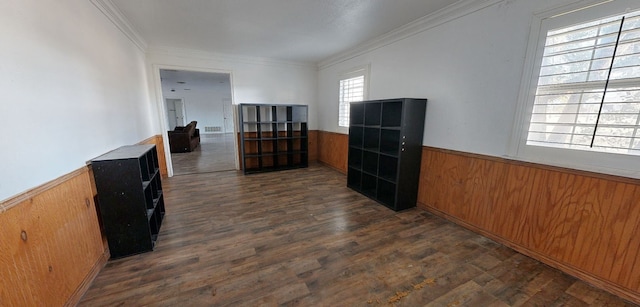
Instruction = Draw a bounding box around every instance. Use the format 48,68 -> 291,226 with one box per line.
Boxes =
239,104 -> 309,174
347,98 -> 427,211
91,144 -> 165,259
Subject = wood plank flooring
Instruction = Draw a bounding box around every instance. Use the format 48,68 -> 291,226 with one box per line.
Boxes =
171,133 -> 236,175
78,165 -> 637,306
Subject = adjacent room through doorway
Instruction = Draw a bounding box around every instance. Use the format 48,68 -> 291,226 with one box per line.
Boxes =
160,69 -> 236,175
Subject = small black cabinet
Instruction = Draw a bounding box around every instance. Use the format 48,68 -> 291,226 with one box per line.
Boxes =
91,144 -> 165,259
239,104 -> 309,174
347,98 -> 427,211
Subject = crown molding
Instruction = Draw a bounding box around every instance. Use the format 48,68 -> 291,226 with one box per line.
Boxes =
317,0 -> 503,69
147,46 -> 317,69
90,0 -> 148,52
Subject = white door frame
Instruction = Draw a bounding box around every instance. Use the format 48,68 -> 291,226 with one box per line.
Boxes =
151,64 -> 238,177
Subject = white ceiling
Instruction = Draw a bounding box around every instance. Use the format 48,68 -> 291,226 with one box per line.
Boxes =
110,0 -> 462,63
160,69 -> 230,93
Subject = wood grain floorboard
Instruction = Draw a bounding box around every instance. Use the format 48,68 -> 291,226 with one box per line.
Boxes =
171,133 -> 236,175
79,165 -> 637,306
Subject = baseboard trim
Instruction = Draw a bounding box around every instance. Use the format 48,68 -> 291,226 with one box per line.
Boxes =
419,203 -> 640,305
318,161 -> 347,174
65,248 -> 110,306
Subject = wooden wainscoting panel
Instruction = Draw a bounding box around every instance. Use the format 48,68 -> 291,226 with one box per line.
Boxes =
418,146 -> 640,304
308,130 -> 318,162
0,167 -> 106,306
139,135 -> 168,178
317,131 -> 348,174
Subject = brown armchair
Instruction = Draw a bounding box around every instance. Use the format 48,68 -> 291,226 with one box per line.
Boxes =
168,121 -> 200,153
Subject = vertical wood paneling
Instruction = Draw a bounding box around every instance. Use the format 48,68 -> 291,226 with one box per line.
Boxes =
308,130 -> 318,162
418,147 -> 640,304
317,131 -> 348,173
0,168 -> 106,306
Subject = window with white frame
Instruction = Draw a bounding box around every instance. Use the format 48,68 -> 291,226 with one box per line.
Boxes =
512,0 -> 640,177
527,5 -> 640,155
338,67 -> 368,127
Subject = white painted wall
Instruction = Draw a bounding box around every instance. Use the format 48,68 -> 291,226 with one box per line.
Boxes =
162,80 -> 232,133
146,49 -> 318,131
317,0 -> 578,158
0,0 -> 153,201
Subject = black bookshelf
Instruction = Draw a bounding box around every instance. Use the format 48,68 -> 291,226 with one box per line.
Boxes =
347,98 -> 427,211
91,144 -> 165,259
239,104 -> 308,174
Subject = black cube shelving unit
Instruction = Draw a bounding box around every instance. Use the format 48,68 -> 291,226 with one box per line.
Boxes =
239,104 -> 308,174
347,98 -> 427,211
91,144 -> 165,259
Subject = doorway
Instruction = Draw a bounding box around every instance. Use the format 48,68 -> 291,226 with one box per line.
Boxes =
165,98 -> 186,130
159,69 -> 237,175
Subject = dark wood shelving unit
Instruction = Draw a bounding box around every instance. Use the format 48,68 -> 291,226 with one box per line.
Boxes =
347,98 -> 427,211
239,104 -> 308,174
91,144 -> 165,259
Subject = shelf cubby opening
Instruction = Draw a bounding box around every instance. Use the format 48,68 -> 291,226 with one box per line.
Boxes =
243,123 -> 258,133
347,168 -> 362,190
261,155 -> 275,168
292,106 -> 307,122
349,127 -> 364,147
380,129 -> 401,155
376,179 -> 397,207
277,139 -> 289,152
260,140 -> 276,155
291,138 -> 302,151
378,155 -> 399,182
260,123 -> 275,139
362,151 -> 379,175
277,154 -> 289,165
350,103 -> 365,125
361,173 -> 377,197
242,106 -> 258,122
364,102 -> 382,126
259,105 -> 272,122
348,147 -> 363,169
144,184 -> 154,209
277,123 -> 287,135
243,157 -> 260,169
363,128 -> 380,151
243,140 -> 259,155
382,100 -> 403,127
140,155 -> 151,181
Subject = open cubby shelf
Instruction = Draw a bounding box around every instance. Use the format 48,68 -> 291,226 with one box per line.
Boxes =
239,104 -> 308,174
347,98 -> 427,211
91,144 -> 165,259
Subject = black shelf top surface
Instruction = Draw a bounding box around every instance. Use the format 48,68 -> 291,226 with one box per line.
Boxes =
92,144 -> 155,162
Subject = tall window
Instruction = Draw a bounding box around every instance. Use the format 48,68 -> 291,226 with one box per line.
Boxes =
338,68 -> 368,127
526,8 -> 640,156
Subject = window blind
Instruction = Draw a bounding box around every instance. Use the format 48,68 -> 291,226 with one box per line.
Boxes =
527,9 -> 640,156
338,75 -> 365,127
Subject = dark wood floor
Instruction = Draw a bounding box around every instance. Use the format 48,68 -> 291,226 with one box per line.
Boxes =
171,133 -> 236,175
79,165 -> 637,306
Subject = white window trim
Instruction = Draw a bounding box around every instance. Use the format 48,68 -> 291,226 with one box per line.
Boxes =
338,64 -> 370,130
509,0 -> 640,179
